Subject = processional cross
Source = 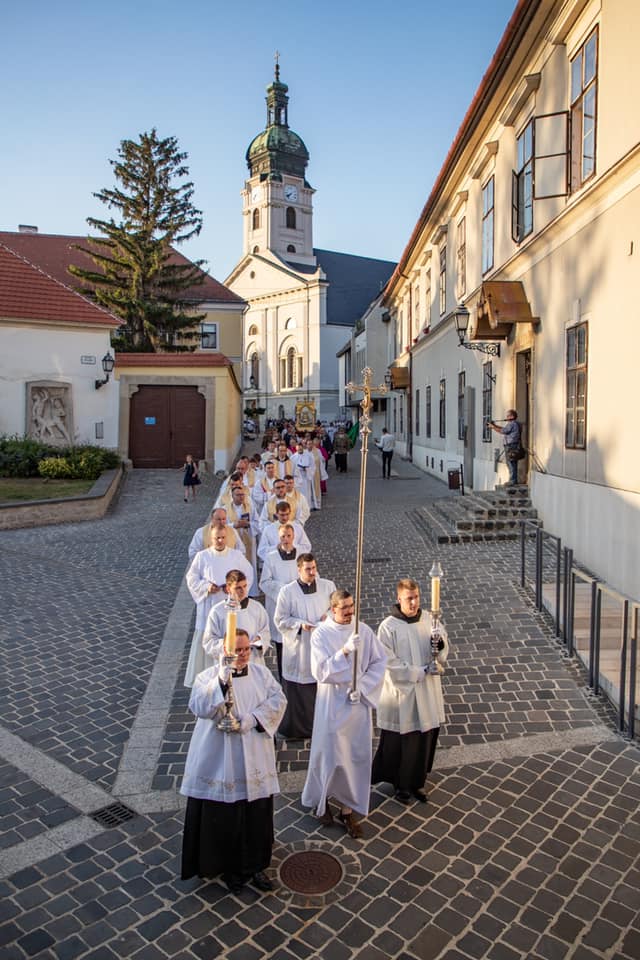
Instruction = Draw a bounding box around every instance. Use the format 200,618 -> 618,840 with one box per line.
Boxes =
346,367 -> 387,692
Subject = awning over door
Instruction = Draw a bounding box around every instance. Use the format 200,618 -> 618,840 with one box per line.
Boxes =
474,281 -> 539,341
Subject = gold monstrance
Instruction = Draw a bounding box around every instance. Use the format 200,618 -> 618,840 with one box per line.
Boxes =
346,367 -> 387,694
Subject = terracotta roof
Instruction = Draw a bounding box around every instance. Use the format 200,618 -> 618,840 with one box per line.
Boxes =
115,352 -> 232,367
0,242 -> 121,327
0,231 -> 244,305
385,0 -> 541,298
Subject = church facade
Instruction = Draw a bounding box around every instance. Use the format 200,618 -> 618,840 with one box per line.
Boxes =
225,66 -> 395,423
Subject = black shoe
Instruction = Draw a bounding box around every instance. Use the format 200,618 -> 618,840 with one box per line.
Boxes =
252,871 -> 274,892
224,873 -> 245,894
394,790 -> 411,805
413,789 -> 428,804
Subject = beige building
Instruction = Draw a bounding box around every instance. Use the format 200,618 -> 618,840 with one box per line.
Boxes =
0,230 -> 246,471
382,0 -> 639,598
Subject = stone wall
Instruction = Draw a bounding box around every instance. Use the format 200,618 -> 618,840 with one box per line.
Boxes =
0,466 -> 124,530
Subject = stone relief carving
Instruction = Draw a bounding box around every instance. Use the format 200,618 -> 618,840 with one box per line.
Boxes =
28,383 -> 73,444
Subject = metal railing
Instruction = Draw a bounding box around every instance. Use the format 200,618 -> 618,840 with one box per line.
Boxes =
520,520 -> 639,740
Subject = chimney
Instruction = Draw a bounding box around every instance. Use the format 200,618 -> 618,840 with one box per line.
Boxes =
18,225 -> 38,234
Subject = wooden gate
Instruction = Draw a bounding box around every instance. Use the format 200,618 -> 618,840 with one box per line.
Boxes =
129,385 -> 205,468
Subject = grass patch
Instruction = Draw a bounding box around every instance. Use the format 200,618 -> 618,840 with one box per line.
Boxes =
0,477 -> 95,502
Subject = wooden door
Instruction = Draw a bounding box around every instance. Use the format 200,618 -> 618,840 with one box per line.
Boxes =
130,386 -> 205,468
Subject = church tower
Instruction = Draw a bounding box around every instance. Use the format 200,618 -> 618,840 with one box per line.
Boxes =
242,63 -> 316,266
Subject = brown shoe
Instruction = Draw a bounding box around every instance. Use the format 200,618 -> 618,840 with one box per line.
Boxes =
316,804 -> 334,826
339,810 -> 363,839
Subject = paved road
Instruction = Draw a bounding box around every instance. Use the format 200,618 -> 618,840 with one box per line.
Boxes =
0,453 -> 638,960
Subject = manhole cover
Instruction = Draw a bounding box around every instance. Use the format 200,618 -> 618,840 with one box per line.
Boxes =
279,850 -> 343,894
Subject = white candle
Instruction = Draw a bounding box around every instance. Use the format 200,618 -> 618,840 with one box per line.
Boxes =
431,577 -> 440,613
225,609 -> 237,655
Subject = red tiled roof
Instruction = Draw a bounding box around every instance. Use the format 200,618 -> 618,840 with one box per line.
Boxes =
0,242 -> 121,327
115,352 -> 232,367
385,0 -> 541,298
0,231 -> 244,305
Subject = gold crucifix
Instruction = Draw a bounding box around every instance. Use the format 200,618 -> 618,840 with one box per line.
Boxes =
345,368 -> 387,693
274,50 -> 280,80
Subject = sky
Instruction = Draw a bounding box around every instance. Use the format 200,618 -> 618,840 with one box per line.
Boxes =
1,0 -> 518,282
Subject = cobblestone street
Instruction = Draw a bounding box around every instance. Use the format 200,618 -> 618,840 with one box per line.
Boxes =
1,455 -> 639,960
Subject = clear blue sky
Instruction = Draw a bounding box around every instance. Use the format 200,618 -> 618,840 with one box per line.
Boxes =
1,0 -> 517,281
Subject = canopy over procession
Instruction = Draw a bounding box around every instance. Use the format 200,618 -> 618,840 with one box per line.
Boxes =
180,374 -> 449,893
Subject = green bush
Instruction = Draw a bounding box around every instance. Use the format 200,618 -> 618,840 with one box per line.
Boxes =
38,457 -> 74,480
0,436 -> 121,479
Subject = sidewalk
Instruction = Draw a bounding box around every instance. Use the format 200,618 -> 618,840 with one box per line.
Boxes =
0,457 -> 639,960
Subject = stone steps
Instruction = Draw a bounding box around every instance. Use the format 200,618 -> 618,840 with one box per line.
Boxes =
415,485 -> 541,544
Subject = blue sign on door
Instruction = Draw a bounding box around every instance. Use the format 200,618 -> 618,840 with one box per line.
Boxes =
144,416 -> 156,425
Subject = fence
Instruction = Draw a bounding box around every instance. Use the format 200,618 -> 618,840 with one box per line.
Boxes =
519,521 -> 639,740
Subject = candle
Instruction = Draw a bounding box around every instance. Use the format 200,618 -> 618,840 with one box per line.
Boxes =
225,609 -> 237,655
431,577 -> 440,613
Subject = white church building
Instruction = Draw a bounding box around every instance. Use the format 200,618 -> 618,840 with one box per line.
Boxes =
225,65 -> 395,423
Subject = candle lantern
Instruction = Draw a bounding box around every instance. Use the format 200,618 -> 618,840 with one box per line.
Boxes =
428,561 -> 445,675
217,597 -> 241,733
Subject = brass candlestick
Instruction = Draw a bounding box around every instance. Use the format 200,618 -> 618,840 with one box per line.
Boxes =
216,598 -> 241,733
428,561 -> 445,675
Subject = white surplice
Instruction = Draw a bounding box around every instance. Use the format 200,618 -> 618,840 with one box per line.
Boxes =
290,450 -> 315,505
180,663 -> 286,803
186,546 -> 254,631
258,549 -> 299,644
274,578 -> 336,683
203,598 -> 271,662
187,524 -> 245,561
376,611 -> 449,734
301,617 -> 387,816
257,519 -> 311,562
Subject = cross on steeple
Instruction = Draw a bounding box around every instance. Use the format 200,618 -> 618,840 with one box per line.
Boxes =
275,50 -> 280,81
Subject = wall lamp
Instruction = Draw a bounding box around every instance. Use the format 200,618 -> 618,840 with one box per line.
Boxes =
95,352 -> 115,390
454,304 -> 500,357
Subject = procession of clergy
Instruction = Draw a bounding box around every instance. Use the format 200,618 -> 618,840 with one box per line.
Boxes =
179,437 -> 449,895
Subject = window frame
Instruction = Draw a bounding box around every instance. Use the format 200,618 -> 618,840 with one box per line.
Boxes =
439,246 -> 447,316
482,361 -> 493,441
426,385 -> 432,439
512,118 -> 534,243
457,371 -> 466,441
200,322 -> 218,350
570,27 -> 598,192
415,388 -> 420,437
565,321 -> 588,449
482,176 -> 495,275
439,378 -> 446,439
456,218 -> 466,300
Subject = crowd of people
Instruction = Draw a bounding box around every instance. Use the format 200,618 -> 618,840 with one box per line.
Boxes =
179,425 -> 447,895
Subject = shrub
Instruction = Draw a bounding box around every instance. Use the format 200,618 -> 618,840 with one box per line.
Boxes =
0,436 -> 121,479
38,457 -> 74,480
0,436 -> 53,477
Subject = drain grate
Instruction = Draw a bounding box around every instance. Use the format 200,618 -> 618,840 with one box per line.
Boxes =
279,850 -> 343,894
89,802 -> 137,828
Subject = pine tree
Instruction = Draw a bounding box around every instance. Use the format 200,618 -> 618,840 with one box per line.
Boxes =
70,129 -> 205,352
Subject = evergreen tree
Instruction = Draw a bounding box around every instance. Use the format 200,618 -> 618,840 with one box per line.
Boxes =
70,129 -> 205,352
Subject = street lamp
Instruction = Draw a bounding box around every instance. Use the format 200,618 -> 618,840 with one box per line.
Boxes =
453,304 -> 500,357
95,352 -> 115,390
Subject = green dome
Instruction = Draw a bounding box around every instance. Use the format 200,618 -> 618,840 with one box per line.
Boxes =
246,126 -> 309,178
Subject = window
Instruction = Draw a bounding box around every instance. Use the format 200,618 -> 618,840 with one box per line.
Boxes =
426,386 -> 431,439
253,245 -> 259,254
252,208 -> 260,230
415,388 -> 420,436
439,379 -> 446,438
456,219 -> 466,299
424,270 -> 431,330
414,283 -> 420,338
248,324 -> 258,336
287,244 -> 296,253
512,119 -> 534,242
482,177 -> 494,274
399,396 -> 404,435
457,371 -> 465,440
280,345 -> 303,390
200,322 -> 218,350
286,206 -> 296,229
439,246 -> 447,316
249,352 -> 259,388
566,322 -> 588,448
571,28 -> 598,191
482,362 -> 493,441
393,398 -> 397,434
